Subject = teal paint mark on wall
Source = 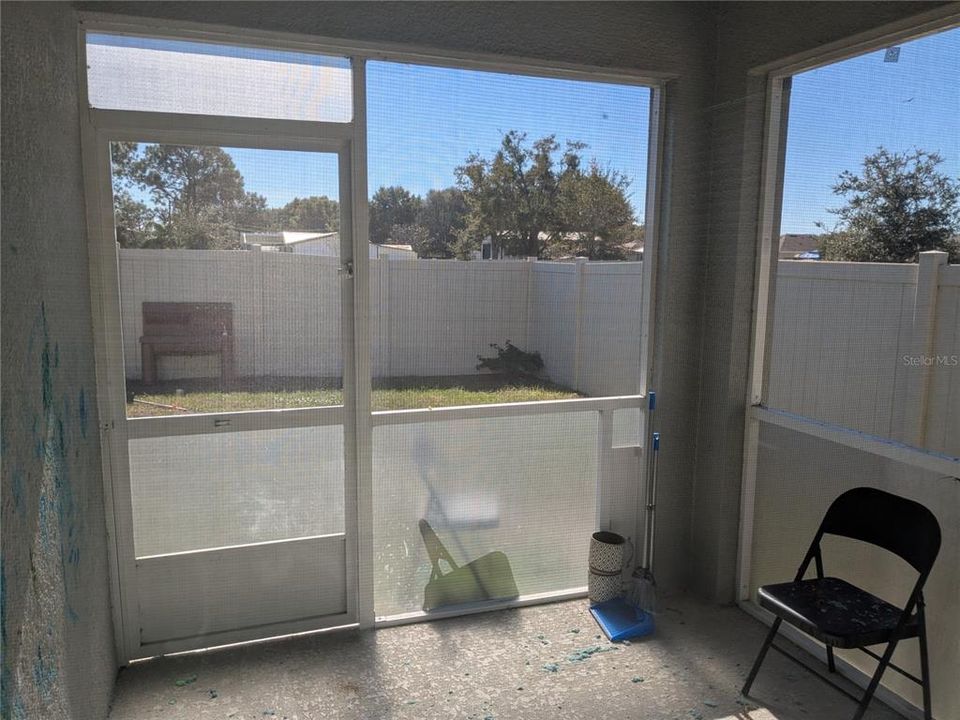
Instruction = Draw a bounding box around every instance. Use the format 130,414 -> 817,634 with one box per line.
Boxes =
78,388 -> 88,438
11,468 -> 25,515
38,496 -> 51,552
40,304 -> 52,412
0,558 -> 17,719
33,301 -> 83,623
13,699 -> 27,720
32,643 -> 59,701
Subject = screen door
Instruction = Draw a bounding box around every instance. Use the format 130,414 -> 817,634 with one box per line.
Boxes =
104,141 -> 358,656
81,31 -> 364,660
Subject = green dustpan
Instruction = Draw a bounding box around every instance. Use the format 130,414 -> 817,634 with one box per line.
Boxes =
419,519 -> 519,611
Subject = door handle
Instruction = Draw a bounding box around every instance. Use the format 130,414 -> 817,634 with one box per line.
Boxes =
338,260 -> 354,279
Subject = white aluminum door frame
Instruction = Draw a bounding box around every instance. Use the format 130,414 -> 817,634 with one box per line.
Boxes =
86,129 -> 362,660
78,29 -> 372,661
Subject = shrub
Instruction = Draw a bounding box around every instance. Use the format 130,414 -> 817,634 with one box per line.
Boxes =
476,341 -> 545,378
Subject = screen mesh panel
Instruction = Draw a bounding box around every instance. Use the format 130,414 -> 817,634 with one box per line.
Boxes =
87,34 -> 352,122
612,407 -> 643,448
366,61 -> 650,616
90,30 -> 654,647
115,144 -> 347,566
129,426 -> 344,557
113,144 -> 342,418
769,27 -> 959,455
748,27 -> 960,718
372,412 -> 598,618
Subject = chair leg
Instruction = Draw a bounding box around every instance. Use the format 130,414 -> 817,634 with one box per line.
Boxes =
826,645 -> 836,673
851,638 -> 900,720
742,617 -> 782,696
918,609 -> 932,720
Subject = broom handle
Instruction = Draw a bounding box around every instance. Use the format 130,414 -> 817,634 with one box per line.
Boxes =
641,393 -> 657,571
648,432 -> 660,573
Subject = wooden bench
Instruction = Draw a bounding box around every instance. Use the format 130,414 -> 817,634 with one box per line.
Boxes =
140,302 -> 236,385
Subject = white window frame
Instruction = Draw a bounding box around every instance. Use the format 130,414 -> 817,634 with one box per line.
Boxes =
78,10 -> 669,662
737,6 -> 960,716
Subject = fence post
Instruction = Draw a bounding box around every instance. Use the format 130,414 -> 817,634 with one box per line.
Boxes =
383,254 -> 391,378
914,250 -> 948,447
573,257 -> 587,391
253,249 -> 264,378
524,257 -> 535,351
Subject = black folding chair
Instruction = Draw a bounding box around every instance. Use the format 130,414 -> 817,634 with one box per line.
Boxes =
742,487 -> 941,720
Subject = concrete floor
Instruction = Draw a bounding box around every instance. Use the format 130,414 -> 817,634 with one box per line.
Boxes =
107,597 -> 904,720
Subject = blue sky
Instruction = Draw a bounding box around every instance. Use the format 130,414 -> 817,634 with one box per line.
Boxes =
366,62 -> 650,217
228,63 -> 651,222
97,27 -> 958,235
782,27 -> 959,234
224,27 -> 960,235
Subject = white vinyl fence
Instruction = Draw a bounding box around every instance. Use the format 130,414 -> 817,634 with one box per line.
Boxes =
527,260 -> 644,396
768,252 -> 959,456
119,249 -> 959,453
119,249 -> 645,397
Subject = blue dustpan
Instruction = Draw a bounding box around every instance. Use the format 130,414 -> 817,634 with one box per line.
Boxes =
589,596 -> 655,642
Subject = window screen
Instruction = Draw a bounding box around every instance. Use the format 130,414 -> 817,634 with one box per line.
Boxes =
769,27 -> 960,456
750,28 -> 960,715
87,34 -> 352,122
365,61 -> 652,618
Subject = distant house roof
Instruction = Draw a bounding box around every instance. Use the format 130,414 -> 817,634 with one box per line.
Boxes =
779,234 -> 820,255
241,230 -> 338,247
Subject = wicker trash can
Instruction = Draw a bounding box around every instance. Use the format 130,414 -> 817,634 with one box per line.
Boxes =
588,531 -> 626,603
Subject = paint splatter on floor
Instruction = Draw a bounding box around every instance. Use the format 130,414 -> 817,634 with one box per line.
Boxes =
105,597 -> 908,720
566,645 -> 619,662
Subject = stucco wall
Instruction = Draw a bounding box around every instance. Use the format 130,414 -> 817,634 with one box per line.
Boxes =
1,3 -> 117,719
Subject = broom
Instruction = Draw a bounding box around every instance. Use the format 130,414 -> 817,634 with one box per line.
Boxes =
627,392 -> 660,615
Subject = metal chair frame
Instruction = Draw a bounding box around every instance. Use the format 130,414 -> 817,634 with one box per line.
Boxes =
742,487 -> 940,720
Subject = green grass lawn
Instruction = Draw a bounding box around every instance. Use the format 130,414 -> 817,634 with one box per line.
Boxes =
127,379 -> 580,417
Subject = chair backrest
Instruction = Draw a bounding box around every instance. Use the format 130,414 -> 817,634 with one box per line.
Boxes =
142,302 -> 233,338
819,487 -> 941,575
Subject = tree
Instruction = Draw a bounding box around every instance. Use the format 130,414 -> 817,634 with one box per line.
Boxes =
110,142 -> 155,247
552,162 -> 635,260
456,131 -> 568,259
111,189 -> 154,248
278,195 -> 340,232
369,186 -> 422,244
416,188 -> 468,258
455,131 -> 635,260
622,222 -> 645,251
819,148 -> 960,263
388,223 -> 432,257
110,143 -> 267,249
